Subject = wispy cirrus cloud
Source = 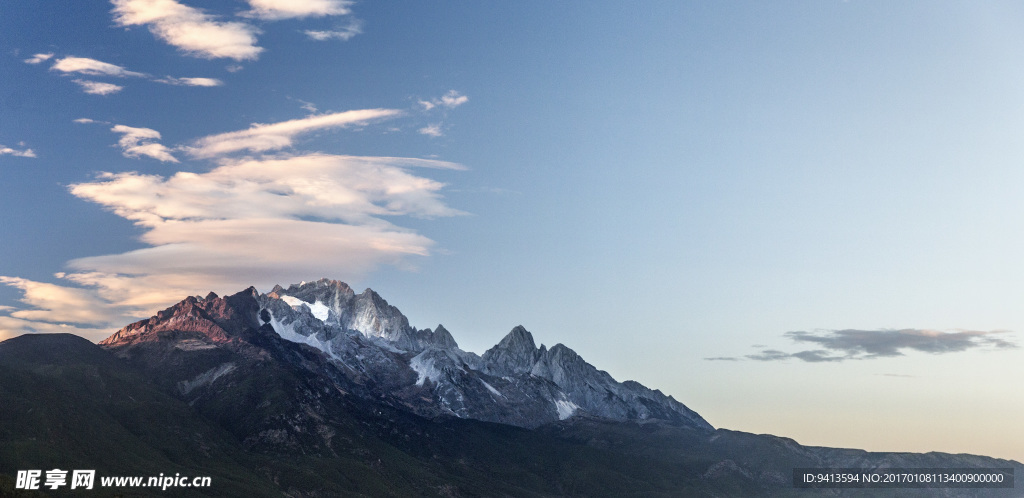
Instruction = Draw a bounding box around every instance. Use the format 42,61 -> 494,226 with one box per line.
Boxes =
23,53 -> 54,64
0,145 -> 37,158
418,123 -> 443,137
185,108 -> 402,158
416,91 -> 468,137
706,328 -> 1017,363
111,124 -> 178,162
419,90 -> 469,111
111,0 -> 262,61
243,0 -> 351,20
305,18 -> 363,41
73,80 -> 124,95
154,76 -> 223,87
291,98 -> 318,113
39,55 -> 221,93
51,56 -> 147,78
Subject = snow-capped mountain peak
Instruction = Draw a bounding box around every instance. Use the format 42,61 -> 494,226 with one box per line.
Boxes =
104,279 -> 712,431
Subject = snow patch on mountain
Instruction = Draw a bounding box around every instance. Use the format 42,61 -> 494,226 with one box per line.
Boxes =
480,379 -> 504,398
267,311 -> 299,342
280,295 -> 330,322
267,309 -> 338,360
554,398 -> 579,420
410,350 -> 441,386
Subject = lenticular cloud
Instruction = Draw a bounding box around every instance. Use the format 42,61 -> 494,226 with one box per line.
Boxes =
59,153 -> 464,313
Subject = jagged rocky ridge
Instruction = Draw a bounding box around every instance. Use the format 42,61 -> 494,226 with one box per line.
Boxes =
102,278 -> 712,431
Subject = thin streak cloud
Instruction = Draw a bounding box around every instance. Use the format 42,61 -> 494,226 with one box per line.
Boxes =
305,18 -> 363,41
185,109 -> 403,158
154,76 -> 223,87
51,56 -> 147,78
41,55 -> 220,92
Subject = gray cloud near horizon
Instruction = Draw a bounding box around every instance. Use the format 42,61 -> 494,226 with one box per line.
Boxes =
707,328 -> 1016,363
785,329 -> 1016,358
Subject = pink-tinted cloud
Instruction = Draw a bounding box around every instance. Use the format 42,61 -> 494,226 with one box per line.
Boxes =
111,0 -> 262,60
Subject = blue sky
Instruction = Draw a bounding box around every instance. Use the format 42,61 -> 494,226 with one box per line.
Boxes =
2,1 -> 1022,461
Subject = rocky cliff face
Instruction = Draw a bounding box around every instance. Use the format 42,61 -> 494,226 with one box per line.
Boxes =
100,289 -> 261,347
102,279 -> 712,431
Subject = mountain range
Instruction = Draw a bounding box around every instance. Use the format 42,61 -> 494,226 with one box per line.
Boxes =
1,279 -> 1020,497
